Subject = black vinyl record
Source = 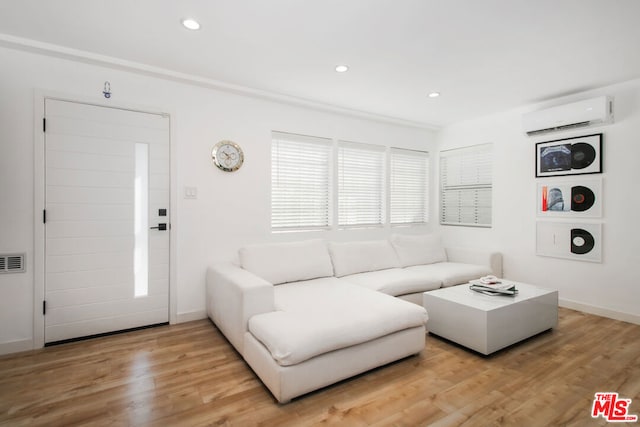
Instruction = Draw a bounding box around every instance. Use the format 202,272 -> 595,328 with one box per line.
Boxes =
571,228 -> 595,254
571,142 -> 596,169
571,185 -> 596,211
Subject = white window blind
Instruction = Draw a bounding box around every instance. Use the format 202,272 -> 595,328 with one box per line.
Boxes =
440,143 -> 492,227
271,131 -> 332,230
338,141 -> 385,227
390,148 -> 429,224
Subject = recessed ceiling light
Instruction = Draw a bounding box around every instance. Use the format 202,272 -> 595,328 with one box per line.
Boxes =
182,18 -> 201,30
428,92 -> 441,98
335,65 -> 349,73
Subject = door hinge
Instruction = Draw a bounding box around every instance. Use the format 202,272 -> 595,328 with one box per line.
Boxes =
43,300 -> 46,315
43,209 -> 46,224
43,118 -> 46,132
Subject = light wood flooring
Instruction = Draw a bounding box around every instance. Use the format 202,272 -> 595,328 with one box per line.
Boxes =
1,307 -> 639,426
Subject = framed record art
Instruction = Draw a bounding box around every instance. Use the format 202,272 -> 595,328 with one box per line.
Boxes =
536,221 -> 602,263
537,177 -> 602,218
535,133 -> 602,177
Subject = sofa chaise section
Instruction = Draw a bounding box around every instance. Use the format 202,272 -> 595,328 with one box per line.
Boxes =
245,277 -> 427,402
249,277 -> 427,366
243,321 -> 425,404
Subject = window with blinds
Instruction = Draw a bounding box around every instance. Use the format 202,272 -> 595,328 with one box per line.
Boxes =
271,131 -> 332,230
338,141 -> 385,227
390,148 -> 429,225
439,143 -> 492,227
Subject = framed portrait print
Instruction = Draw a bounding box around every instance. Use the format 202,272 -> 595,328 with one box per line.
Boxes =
535,133 -> 602,178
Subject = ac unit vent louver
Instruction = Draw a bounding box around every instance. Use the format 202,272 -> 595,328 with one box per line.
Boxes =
525,121 -> 591,136
0,254 -> 25,273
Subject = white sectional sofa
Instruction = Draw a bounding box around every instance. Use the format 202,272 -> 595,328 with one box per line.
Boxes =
206,234 -> 502,403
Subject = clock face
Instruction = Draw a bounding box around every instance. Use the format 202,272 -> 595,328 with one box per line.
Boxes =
212,140 -> 244,172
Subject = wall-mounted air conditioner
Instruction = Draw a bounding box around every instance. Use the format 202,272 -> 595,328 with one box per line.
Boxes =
522,96 -> 614,136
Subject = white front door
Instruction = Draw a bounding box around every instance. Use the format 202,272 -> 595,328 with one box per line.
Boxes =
43,99 -> 170,343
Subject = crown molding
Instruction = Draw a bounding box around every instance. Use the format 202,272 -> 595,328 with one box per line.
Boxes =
0,33 -> 440,131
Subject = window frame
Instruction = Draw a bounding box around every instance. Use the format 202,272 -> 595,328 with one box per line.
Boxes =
389,147 -> 430,226
337,140 -> 386,229
439,143 -> 493,227
270,131 -> 333,232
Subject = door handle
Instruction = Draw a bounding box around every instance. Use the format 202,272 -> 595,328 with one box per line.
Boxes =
150,223 -> 167,231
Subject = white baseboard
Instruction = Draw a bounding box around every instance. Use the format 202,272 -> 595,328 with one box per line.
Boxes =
0,338 -> 34,356
559,298 -> 640,326
176,309 -> 207,324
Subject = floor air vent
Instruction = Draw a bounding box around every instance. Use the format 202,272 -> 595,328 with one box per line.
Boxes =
0,254 -> 25,273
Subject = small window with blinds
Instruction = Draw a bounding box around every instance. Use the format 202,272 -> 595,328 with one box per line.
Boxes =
390,148 -> 429,225
271,131 -> 332,231
440,143 -> 492,227
338,141 -> 386,227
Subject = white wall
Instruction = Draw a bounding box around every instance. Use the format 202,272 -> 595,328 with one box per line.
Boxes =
0,45 -> 436,352
436,78 -> 640,323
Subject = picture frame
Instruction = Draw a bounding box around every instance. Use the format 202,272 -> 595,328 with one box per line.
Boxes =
535,133 -> 602,178
536,176 -> 602,218
536,221 -> 602,263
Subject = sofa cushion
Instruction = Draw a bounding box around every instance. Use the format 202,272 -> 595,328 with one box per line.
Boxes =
239,239 -> 333,285
329,240 -> 400,277
341,268 -> 441,296
248,277 -> 427,366
406,262 -> 492,287
390,233 -> 447,267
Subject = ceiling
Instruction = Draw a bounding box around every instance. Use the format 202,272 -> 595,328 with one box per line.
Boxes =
1,0 -> 640,127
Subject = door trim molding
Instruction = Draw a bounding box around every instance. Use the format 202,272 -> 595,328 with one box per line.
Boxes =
33,90 -> 177,348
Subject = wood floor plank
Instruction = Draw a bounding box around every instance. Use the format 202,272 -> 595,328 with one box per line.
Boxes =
1,308 -> 639,426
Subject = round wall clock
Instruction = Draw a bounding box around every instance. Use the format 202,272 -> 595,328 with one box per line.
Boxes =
212,140 -> 244,172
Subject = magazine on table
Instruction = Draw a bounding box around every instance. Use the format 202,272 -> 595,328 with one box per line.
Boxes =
469,276 -> 518,296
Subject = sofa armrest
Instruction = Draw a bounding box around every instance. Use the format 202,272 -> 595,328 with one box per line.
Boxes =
445,247 -> 503,278
206,263 -> 275,355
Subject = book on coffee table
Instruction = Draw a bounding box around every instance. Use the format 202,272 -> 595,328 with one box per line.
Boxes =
468,279 -> 518,296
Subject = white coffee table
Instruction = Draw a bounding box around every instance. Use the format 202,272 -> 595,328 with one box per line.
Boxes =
423,282 -> 558,355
